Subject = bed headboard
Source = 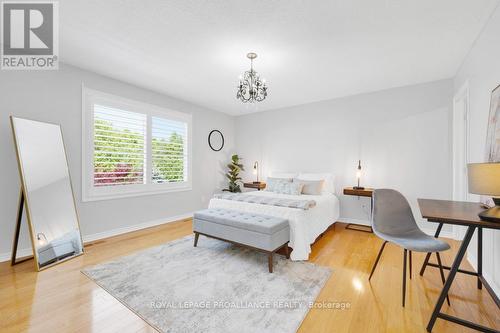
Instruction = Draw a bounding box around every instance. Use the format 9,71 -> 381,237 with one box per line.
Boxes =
268,172 -> 336,194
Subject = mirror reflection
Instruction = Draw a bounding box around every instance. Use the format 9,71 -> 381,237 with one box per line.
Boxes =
11,117 -> 83,269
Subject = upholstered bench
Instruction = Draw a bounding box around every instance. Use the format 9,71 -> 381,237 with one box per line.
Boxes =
193,208 -> 290,273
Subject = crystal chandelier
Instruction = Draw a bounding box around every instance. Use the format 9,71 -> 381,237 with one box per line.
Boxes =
236,52 -> 268,103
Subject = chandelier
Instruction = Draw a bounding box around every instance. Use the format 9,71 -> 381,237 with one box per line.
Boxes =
236,52 -> 268,103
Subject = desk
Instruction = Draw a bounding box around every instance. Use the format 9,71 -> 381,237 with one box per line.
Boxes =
418,199 -> 500,332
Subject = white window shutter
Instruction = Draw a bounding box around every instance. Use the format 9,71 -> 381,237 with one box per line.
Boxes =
151,116 -> 188,183
93,105 -> 147,186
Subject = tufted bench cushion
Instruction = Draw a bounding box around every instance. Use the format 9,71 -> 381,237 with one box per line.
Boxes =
193,208 -> 290,272
194,208 -> 289,235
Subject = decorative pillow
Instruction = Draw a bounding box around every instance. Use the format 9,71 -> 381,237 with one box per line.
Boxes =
294,179 -> 325,195
274,182 -> 304,195
297,173 -> 335,194
266,177 -> 292,192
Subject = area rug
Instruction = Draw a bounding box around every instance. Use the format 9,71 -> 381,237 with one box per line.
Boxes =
82,235 -> 332,333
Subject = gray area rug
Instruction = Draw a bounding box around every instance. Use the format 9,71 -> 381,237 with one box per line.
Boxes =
82,235 -> 332,333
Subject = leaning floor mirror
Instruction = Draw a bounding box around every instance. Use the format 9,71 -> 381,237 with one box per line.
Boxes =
10,116 -> 84,271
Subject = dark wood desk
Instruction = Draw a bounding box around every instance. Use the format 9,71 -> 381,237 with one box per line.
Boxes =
418,199 -> 500,333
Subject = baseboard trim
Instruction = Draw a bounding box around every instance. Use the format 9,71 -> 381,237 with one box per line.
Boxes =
0,212 -> 193,263
337,217 -> 370,226
0,248 -> 34,263
337,218 -> 454,238
83,212 -> 193,243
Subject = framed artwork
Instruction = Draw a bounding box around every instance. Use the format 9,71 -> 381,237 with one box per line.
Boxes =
481,84 -> 500,207
485,84 -> 500,163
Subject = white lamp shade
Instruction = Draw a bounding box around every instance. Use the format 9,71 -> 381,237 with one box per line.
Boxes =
467,163 -> 500,196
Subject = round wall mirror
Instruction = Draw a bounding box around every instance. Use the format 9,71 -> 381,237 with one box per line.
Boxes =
208,130 -> 224,151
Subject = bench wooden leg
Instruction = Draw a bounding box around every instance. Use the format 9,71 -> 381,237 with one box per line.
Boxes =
284,243 -> 290,259
268,252 -> 273,273
194,232 -> 199,247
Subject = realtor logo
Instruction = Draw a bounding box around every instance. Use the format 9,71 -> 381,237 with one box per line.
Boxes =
1,1 -> 58,70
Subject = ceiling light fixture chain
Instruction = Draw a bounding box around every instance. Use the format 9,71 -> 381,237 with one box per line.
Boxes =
237,52 -> 268,103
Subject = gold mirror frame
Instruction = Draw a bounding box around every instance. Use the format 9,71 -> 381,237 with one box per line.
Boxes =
10,116 -> 84,271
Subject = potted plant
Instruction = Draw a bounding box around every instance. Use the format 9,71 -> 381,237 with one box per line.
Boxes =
223,154 -> 244,192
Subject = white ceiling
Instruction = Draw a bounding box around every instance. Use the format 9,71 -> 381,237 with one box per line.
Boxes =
60,0 -> 499,115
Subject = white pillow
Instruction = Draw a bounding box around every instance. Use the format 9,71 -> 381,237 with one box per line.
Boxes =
266,177 -> 292,192
297,173 -> 335,194
274,182 -> 304,195
270,172 -> 299,179
294,179 -> 324,195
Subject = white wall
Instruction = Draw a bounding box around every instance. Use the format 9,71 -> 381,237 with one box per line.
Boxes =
235,79 -> 453,233
454,4 -> 500,296
0,63 -> 235,259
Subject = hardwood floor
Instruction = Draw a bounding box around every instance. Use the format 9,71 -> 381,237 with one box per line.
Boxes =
0,220 -> 498,332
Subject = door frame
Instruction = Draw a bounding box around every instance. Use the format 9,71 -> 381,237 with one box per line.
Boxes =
451,81 -> 470,240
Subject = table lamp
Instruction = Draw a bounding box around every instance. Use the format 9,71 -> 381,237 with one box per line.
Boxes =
467,162 -> 500,222
353,160 -> 364,190
252,161 -> 260,184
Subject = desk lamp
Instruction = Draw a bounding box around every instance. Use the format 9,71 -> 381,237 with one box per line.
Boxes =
468,162 -> 500,222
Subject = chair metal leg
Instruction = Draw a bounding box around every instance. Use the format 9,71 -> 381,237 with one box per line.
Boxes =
193,232 -> 199,247
369,241 -> 388,281
435,252 -> 451,306
409,250 -> 412,279
403,249 -> 407,307
420,252 -> 432,276
420,223 -> 443,276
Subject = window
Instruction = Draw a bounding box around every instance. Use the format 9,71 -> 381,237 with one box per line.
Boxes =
82,87 -> 192,201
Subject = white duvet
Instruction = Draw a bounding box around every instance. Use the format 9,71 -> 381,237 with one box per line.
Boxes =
208,191 -> 340,261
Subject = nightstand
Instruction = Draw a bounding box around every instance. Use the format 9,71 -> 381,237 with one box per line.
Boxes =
343,187 -> 374,233
243,182 -> 266,191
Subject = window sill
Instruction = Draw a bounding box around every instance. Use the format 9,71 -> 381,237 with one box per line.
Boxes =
82,185 -> 192,202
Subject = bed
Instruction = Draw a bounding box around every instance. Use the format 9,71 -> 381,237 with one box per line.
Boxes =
208,190 -> 340,261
